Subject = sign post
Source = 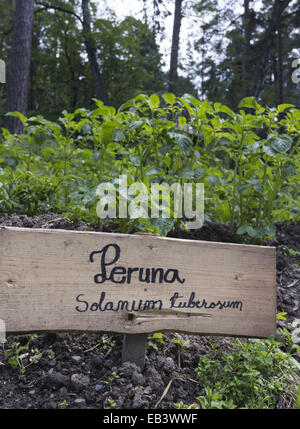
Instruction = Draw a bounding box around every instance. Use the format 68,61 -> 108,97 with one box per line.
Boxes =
0,227 -> 276,368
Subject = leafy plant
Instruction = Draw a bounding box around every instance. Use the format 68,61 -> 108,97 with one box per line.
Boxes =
197,387 -> 236,409
4,334 -> 42,377
195,336 -> 300,409
104,398 -> 117,409
297,385 -> 300,409
1,95 -> 299,240
173,337 -> 190,368
105,371 -> 120,387
57,399 -> 68,409
174,401 -> 199,409
148,332 -> 165,351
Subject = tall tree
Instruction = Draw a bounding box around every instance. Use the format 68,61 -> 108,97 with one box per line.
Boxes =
81,0 -> 107,104
93,16 -> 165,107
253,0 -> 291,99
191,0 -> 299,107
276,19 -> 283,104
168,0 -> 183,93
4,0 -> 35,134
242,0 -> 253,97
31,0 -> 86,118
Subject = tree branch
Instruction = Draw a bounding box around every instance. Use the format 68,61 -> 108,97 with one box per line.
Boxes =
281,7 -> 300,21
35,1 -> 83,24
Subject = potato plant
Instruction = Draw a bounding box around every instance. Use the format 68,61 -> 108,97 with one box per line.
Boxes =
0,94 -> 299,239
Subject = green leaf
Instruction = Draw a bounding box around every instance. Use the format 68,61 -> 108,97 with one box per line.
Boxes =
263,145 -> 278,157
237,225 -> 256,237
252,141 -> 261,153
282,162 -> 296,178
177,97 -> 193,115
276,312 -> 287,321
202,125 -> 214,145
255,223 -> 276,238
150,217 -> 175,236
219,105 -> 235,118
296,385 -> 300,409
238,97 -> 261,110
178,116 -> 187,130
208,175 -> 219,186
163,93 -> 176,105
168,132 -> 192,153
33,131 -> 47,145
112,129 -> 125,142
42,147 -> 57,158
237,223 -> 275,238
1,156 -> 18,168
80,122 -> 91,135
158,144 -> 173,155
117,99 -> 135,112
146,167 -> 162,176
179,167 -> 194,179
149,94 -> 160,110
126,120 -> 144,130
6,111 -> 27,125
92,152 -> 101,163
269,134 -> 293,153
216,201 -> 231,223
8,357 -> 19,368
148,341 -> 158,351
277,104 -> 294,113
193,168 -> 205,180
129,154 -> 140,167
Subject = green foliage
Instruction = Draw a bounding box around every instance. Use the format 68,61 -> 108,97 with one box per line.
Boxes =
195,336 -> 300,409
1,94 -> 299,240
105,371 -> 120,387
57,399 -> 69,409
104,398 -> 117,409
4,334 -> 42,377
173,338 -> 190,348
174,401 -> 199,409
148,332 -> 165,351
191,0 -> 300,108
95,17 -> 165,107
25,4 -> 165,119
173,337 -> 190,368
297,385 -> 300,409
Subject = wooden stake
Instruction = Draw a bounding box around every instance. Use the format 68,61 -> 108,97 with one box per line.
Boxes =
122,334 -> 148,370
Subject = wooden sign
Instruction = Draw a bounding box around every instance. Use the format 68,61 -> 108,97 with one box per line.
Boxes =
0,227 -> 277,338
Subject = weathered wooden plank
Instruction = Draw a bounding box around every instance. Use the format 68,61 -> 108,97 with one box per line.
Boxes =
0,227 -> 277,338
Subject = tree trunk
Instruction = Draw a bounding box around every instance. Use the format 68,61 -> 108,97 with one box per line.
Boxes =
277,21 -> 283,105
4,0 -> 35,134
254,0 -> 291,99
242,0 -> 251,97
168,0 -> 183,94
81,0 -> 107,104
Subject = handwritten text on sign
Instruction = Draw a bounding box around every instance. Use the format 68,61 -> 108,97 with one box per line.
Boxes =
75,243 -> 243,313
0,228 -> 276,337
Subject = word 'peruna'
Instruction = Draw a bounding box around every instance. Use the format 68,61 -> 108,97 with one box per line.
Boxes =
89,243 -> 185,285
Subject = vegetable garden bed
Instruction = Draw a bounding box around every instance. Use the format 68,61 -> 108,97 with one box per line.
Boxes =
0,213 -> 299,410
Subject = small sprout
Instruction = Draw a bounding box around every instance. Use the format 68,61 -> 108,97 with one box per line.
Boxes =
57,399 -> 68,409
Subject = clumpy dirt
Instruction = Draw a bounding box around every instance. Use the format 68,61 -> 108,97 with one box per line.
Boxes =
0,213 -> 299,409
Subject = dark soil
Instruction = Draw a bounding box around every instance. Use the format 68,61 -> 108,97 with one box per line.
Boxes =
0,213 -> 299,409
